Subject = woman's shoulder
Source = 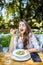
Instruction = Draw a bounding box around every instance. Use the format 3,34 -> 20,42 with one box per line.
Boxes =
29,32 -> 35,39
29,32 -> 32,38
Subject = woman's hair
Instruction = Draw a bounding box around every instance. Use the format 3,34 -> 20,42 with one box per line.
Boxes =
18,19 -> 32,49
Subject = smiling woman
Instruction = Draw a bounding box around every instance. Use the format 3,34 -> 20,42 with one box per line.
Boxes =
9,19 -> 40,53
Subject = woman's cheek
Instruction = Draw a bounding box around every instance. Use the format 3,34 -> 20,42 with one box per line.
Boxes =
18,27 -> 20,31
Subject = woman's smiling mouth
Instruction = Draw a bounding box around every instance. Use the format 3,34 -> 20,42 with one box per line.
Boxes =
20,29 -> 24,32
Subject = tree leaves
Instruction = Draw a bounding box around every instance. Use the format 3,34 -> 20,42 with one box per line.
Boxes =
0,0 -> 43,29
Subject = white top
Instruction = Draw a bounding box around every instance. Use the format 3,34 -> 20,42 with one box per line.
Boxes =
13,33 -> 39,50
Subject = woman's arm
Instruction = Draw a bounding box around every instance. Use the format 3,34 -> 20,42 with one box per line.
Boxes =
9,29 -> 15,53
9,35 -> 14,53
28,48 -> 40,53
9,28 -> 15,52
9,28 -> 18,52
9,28 -> 18,53
28,33 -> 40,53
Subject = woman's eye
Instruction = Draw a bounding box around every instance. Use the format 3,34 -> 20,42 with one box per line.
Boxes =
21,24 -> 25,27
22,24 -> 25,27
19,24 -> 25,27
22,24 -> 24,26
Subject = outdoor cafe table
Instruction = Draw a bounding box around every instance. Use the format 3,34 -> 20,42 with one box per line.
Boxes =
0,52 -> 43,65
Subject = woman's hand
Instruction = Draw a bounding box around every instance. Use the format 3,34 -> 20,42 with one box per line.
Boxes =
10,28 -> 18,36
27,48 -> 40,53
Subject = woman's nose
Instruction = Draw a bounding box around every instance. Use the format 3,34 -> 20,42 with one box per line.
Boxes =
20,25 -> 23,28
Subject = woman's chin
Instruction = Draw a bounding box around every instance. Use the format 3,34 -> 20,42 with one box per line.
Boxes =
20,32 -> 24,34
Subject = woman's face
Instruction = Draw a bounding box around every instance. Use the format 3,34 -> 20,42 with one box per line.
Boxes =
19,22 -> 26,34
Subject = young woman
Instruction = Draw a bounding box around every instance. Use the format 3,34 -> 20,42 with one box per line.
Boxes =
9,19 -> 40,53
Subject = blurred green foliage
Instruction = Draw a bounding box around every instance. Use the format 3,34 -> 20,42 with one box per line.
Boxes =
0,0 -> 43,29
0,35 -> 11,47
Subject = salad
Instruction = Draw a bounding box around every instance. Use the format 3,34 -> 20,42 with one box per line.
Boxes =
16,51 -> 25,55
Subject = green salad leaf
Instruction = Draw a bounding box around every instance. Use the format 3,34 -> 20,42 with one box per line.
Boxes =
16,51 -> 25,55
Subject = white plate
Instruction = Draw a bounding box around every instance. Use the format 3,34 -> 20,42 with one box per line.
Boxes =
11,49 -> 31,61
11,53 -> 31,61
12,49 -> 29,58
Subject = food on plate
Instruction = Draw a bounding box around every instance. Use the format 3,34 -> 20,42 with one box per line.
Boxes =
16,51 -> 25,55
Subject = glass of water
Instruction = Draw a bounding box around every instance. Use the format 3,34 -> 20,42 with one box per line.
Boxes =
3,47 -> 11,64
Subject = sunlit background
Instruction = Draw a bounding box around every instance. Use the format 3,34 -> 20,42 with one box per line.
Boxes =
0,0 -> 43,29
0,0 -> 43,50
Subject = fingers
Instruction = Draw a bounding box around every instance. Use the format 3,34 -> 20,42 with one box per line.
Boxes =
10,29 -> 14,33
10,29 -> 18,36
14,29 -> 18,32
10,28 -> 18,32
10,28 -> 14,32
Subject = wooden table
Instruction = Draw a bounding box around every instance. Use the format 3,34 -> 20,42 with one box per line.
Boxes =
0,52 -> 43,65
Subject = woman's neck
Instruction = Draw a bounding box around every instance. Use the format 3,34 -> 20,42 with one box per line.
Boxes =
19,33 -> 24,40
